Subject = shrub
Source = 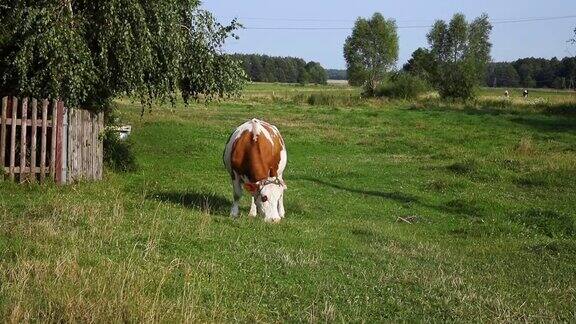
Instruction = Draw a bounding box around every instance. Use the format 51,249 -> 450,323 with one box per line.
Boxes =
103,129 -> 138,172
375,73 -> 428,99
434,63 -> 479,100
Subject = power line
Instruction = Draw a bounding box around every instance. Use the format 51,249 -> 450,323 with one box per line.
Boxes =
226,14 -> 576,23
219,16 -> 432,23
491,14 -> 576,24
221,16 -> 356,23
244,27 -> 350,30
243,25 -> 433,30
240,14 -> 576,30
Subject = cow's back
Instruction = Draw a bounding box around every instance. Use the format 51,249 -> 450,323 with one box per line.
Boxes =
224,119 -> 285,183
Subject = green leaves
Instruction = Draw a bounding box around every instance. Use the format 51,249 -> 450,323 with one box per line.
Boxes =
344,13 -> 399,94
0,0 -> 245,113
427,13 -> 492,99
1,3 -> 95,107
403,48 -> 435,82
179,9 -> 246,103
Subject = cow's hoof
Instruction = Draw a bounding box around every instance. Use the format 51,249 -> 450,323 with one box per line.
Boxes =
265,217 -> 281,224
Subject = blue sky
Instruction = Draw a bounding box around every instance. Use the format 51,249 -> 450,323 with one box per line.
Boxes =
202,0 -> 576,69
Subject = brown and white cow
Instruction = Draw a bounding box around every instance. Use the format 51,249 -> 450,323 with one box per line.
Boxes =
223,119 -> 287,223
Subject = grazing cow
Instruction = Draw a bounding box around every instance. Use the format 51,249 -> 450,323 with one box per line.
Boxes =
223,119 -> 287,223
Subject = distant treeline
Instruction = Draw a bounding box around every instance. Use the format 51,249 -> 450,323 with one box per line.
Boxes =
329,57 -> 576,90
326,69 -> 348,80
234,54 -> 576,89
485,57 -> 576,89
232,54 -> 327,84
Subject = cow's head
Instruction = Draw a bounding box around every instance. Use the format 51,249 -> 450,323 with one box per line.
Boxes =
244,178 -> 286,223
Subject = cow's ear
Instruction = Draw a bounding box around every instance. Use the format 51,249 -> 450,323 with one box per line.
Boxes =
244,182 -> 258,194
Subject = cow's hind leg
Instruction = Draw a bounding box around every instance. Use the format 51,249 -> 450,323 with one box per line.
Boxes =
230,176 -> 243,218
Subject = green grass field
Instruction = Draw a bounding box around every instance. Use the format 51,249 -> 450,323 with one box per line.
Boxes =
1,84 -> 576,321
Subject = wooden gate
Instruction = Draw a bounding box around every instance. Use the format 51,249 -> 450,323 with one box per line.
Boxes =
0,96 -> 103,184
67,108 -> 104,182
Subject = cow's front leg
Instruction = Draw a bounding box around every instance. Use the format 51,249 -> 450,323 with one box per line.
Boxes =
230,177 -> 243,218
249,196 -> 258,217
278,194 -> 285,218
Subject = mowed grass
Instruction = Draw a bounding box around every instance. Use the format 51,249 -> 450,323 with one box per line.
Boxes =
1,84 -> 576,321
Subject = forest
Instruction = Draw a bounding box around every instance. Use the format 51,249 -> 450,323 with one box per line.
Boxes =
485,57 -> 576,89
232,54 -> 328,84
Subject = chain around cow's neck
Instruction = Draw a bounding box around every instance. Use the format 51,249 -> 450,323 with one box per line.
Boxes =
255,177 -> 284,195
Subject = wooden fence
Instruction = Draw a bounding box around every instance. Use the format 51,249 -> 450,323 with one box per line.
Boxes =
0,96 -> 103,184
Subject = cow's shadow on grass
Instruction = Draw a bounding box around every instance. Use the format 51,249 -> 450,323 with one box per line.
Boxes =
295,177 -> 420,205
297,177 -> 490,219
149,191 -> 231,215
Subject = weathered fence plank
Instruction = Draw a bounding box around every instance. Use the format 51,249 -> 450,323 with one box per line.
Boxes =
96,112 -> 103,180
9,97 -> 17,181
50,100 -> 57,179
30,99 -> 38,183
90,112 -> 94,179
40,99 -> 48,181
19,98 -> 28,182
83,111 -> 88,179
76,110 -> 81,180
1,97 -> 7,171
78,110 -> 83,180
55,101 -> 63,183
71,109 -> 78,181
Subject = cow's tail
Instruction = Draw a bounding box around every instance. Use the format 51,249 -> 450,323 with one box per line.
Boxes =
251,118 -> 260,141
